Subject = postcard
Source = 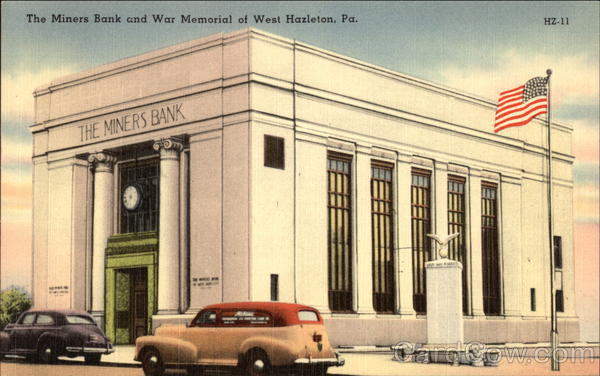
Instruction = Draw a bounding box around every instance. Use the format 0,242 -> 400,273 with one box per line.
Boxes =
1,2 -> 598,375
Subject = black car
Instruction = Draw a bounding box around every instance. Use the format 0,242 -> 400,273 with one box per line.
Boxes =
0,309 -> 114,364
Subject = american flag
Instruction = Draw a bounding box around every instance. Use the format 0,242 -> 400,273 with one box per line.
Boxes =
494,76 -> 548,133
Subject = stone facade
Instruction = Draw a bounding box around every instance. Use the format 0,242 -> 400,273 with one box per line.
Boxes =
31,28 -> 578,345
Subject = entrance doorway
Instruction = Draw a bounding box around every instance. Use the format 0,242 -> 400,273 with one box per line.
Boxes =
115,267 -> 148,344
130,268 -> 148,340
105,231 -> 158,345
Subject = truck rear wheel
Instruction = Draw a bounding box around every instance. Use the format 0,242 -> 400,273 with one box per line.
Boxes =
245,349 -> 271,376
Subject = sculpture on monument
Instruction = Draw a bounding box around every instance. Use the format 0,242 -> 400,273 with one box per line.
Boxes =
427,233 -> 460,259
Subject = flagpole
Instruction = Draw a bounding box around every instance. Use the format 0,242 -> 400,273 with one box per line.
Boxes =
546,68 -> 559,371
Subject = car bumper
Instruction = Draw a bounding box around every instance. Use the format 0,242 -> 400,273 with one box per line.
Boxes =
294,354 -> 345,367
65,343 -> 115,355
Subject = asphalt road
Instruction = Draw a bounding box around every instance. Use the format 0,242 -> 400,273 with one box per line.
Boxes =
0,359 -> 143,376
0,358 -> 292,376
2,354 -> 599,376
0,359 -> 305,376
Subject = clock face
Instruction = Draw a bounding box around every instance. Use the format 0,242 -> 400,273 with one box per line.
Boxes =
122,184 -> 142,211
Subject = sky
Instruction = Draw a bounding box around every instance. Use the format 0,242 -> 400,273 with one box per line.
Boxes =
1,1 -> 598,340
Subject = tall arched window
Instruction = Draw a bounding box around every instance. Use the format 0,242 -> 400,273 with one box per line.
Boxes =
327,153 -> 353,312
481,182 -> 501,315
448,176 -> 469,315
371,162 -> 395,313
119,159 -> 159,234
411,168 -> 431,315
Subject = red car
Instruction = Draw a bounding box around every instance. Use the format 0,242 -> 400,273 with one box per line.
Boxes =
135,302 -> 344,375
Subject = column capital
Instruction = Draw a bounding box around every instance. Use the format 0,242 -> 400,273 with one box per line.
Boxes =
88,152 -> 117,172
153,137 -> 184,160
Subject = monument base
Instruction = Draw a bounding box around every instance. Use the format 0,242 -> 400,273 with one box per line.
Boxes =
425,259 -> 464,344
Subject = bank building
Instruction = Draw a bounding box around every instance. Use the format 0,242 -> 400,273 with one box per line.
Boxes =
30,28 -> 578,345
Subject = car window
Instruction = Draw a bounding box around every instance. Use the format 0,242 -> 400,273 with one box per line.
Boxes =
194,310 -> 217,326
20,313 -> 36,325
298,310 -> 320,322
35,314 -> 55,325
220,310 -> 272,326
66,315 -> 95,325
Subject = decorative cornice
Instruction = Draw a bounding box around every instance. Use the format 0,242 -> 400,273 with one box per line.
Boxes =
327,137 -> 355,153
106,244 -> 158,256
370,147 -> 396,161
411,155 -> 434,168
481,170 -> 501,181
88,152 -> 117,172
447,163 -> 469,175
105,231 -> 158,256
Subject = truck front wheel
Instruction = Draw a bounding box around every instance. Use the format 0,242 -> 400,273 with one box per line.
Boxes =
141,347 -> 165,376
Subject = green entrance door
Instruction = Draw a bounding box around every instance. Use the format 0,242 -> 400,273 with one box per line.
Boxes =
115,267 -> 148,344
131,268 -> 148,340
105,231 -> 158,345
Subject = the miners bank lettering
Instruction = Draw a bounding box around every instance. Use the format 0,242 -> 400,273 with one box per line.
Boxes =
78,103 -> 185,142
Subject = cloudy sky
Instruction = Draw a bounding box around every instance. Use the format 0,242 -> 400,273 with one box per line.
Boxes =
2,1 -> 598,340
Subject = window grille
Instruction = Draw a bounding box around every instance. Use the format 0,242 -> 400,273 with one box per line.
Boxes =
120,160 -> 159,234
371,162 -> 395,313
481,182 -> 501,316
327,153 -> 353,312
411,168 -> 431,314
448,175 -> 469,314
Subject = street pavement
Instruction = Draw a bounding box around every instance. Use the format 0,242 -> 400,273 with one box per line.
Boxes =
330,352 -> 599,376
1,345 -> 598,376
0,361 -> 141,376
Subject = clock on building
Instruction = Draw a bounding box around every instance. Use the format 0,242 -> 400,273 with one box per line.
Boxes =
122,184 -> 143,211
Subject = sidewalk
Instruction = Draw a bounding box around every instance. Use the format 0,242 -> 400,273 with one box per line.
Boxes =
101,345 -> 137,366
329,353 -> 599,376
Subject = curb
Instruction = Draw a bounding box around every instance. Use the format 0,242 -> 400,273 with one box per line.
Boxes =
0,356 -> 140,368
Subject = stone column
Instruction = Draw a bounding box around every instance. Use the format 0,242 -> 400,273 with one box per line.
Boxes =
501,179 -> 522,317
153,138 -> 183,315
396,157 -> 416,315
469,169 -> 485,316
434,164 -> 448,261
88,152 -> 117,328
179,150 -> 189,313
356,151 -> 376,315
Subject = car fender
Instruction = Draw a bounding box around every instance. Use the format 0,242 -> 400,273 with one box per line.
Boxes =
136,335 -> 197,364
239,336 -> 299,366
